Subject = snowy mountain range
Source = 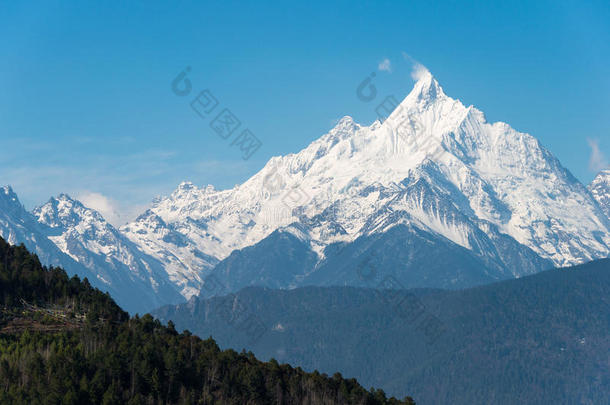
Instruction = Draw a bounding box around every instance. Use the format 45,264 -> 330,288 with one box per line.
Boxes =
2,71 -> 609,312
0,188 -> 188,313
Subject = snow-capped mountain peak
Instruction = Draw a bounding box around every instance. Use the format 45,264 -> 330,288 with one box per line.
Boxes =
35,194 -> 106,230
1,185 -> 16,197
406,70 -> 446,104
3,71 -> 608,312
1,186 -> 36,235
1,185 -> 27,209
35,194 -> 137,266
123,71 -> 609,272
589,169 -> 610,219
30,194 -> 193,312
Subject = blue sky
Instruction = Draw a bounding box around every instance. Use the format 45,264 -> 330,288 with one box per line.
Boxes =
1,0 -> 609,224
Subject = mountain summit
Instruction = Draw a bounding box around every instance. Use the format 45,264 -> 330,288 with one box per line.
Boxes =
589,169 -> 610,219
2,73 -> 609,310
32,194 -> 189,312
124,72 -> 608,276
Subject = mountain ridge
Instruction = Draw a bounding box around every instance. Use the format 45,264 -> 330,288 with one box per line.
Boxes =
1,72 -> 609,311
154,257 -> 610,404
124,72 -> 608,273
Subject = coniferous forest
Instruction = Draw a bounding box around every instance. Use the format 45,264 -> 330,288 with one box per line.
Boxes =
0,237 -> 415,405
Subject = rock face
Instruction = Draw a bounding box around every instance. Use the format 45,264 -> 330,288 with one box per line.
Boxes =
2,72 -> 609,310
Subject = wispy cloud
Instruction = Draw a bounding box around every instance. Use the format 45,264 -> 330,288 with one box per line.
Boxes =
401,52 -> 431,81
76,192 -> 125,226
410,63 -> 431,81
378,58 -> 392,72
587,138 -> 608,173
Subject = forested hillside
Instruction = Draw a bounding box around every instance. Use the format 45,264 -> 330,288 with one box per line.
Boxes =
0,237 -> 414,405
156,260 -> 610,405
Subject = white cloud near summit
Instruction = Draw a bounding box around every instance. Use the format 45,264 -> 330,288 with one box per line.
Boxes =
401,51 -> 431,81
410,62 -> 431,81
76,192 -> 124,226
587,138 -> 608,173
